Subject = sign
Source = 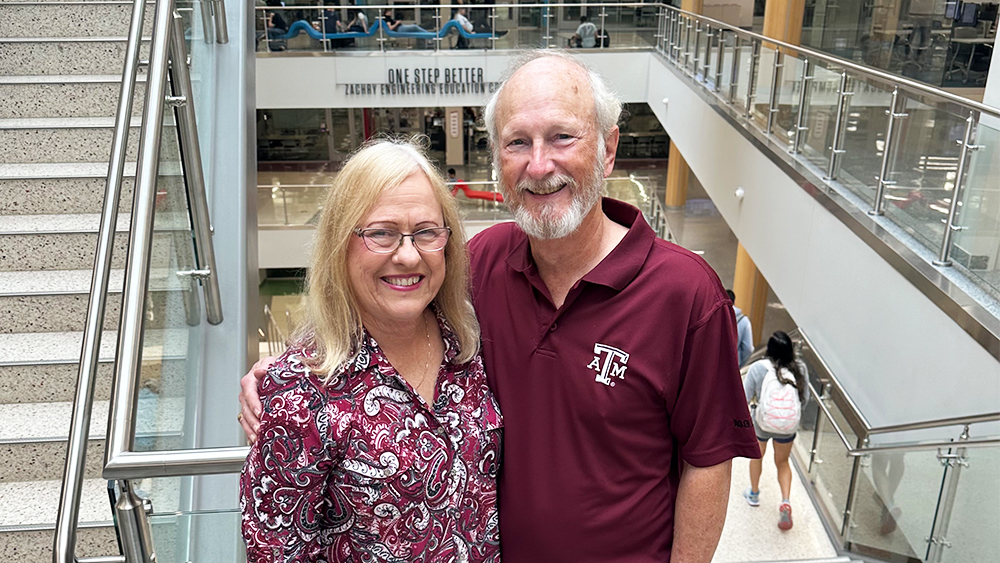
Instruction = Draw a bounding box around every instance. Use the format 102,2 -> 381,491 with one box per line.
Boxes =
341,65 -> 501,97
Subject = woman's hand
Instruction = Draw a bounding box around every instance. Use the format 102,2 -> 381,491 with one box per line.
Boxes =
240,356 -> 276,443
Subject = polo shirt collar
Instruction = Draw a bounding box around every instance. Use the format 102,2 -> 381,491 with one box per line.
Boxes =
503,197 -> 655,291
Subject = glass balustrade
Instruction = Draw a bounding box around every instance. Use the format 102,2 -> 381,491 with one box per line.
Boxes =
950,118 -> 1000,298
134,96 -> 201,454
809,392 -> 860,534
940,445 -> 1000,563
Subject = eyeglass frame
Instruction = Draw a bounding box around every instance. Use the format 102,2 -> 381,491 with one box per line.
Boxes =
352,226 -> 452,254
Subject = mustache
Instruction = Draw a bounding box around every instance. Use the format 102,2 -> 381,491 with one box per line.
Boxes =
515,173 -> 576,194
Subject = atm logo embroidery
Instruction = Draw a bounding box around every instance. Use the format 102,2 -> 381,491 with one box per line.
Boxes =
587,343 -> 630,386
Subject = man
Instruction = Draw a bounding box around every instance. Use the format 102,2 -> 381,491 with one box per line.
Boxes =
575,15 -> 598,48
240,51 -> 759,562
453,7 -> 473,49
727,289 -> 754,367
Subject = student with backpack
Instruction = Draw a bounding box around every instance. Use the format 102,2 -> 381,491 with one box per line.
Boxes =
742,331 -> 807,530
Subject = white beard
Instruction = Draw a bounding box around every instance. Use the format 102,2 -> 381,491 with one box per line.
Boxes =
505,160 -> 606,240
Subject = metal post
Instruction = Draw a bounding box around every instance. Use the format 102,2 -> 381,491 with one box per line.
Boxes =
669,11 -> 677,61
702,27 -> 713,79
168,11 -> 224,325
825,72 -> 853,181
377,14 -> 385,52
744,40 -> 760,119
729,37 -> 740,103
199,0 -> 212,43
925,429 -> 971,561
211,0 -> 228,43
934,113 -> 978,266
281,188 -> 289,225
599,9 -> 606,50
655,7 -> 664,55
320,9 -> 329,52
870,87 -> 907,216
841,436 -> 865,538
792,59 -> 812,154
766,50 -> 783,135
114,480 -> 156,563
694,21 -> 703,75
262,9 -> 270,53
489,7 -> 496,51
714,29 -> 725,92
433,7 -> 440,51
543,5 -> 551,48
684,18 -> 694,72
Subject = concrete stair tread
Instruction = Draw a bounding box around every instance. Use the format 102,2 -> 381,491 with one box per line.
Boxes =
0,36 -> 136,43
0,328 -> 191,366
0,74 -> 146,85
0,162 -> 135,179
0,115 -> 142,129
0,475 -> 180,529
0,268 -> 186,296
0,478 -> 112,527
0,211 -> 191,233
0,395 -> 184,443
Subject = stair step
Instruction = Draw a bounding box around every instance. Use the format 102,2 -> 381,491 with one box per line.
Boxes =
0,3 -> 153,39
0,74 -> 147,119
0,38 -> 149,76
0,212 -> 193,271
0,328 -> 189,366
0,269 -> 192,333
0,523 -> 117,563
0,117 -> 168,164
0,397 -> 184,482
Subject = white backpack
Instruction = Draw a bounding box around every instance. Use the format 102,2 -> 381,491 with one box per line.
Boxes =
755,364 -> 801,434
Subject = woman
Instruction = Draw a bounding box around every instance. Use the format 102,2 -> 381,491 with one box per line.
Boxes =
240,140 -> 502,562
742,330 -> 806,531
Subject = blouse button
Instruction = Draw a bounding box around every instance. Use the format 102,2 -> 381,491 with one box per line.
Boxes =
549,323 -> 558,332
435,427 -> 447,437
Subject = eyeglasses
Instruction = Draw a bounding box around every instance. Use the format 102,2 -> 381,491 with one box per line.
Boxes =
353,226 -> 452,254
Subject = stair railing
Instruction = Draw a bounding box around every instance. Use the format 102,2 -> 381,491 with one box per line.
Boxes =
792,328 -> 999,562
54,0 -> 227,560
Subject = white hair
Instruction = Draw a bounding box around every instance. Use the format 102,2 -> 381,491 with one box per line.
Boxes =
482,49 -> 623,168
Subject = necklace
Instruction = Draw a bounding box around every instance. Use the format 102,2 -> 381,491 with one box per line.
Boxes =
422,311 -> 433,380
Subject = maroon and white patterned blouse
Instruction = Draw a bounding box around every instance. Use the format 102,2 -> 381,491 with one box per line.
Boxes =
240,315 -> 503,562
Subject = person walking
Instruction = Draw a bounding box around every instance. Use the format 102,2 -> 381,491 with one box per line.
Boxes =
743,331 -> 807,531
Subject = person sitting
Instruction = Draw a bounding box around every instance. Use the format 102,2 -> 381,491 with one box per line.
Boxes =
453,7 -> 474,49
381,9 -> 430,34
321,6 -> 351,48
257,0 -> 288,51
345,9 -> 368,32
240,139 -> 501,561
576,15 -> 597,48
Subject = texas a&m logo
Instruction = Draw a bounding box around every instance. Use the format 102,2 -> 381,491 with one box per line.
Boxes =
587,343 -> 630,386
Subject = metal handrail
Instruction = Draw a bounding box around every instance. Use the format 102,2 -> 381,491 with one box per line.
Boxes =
52,0 -> 149,560
167,10 -> 224,325
663,5 -> 1000,118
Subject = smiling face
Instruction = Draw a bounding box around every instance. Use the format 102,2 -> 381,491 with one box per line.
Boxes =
494,57 -> 617,239
347,172 -> 446,332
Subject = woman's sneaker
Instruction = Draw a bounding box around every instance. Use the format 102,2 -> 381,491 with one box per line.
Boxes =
743,487 -> 760,507
778,502 -> 793,530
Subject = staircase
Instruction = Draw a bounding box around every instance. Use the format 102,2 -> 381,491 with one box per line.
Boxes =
0,1 -> 190,560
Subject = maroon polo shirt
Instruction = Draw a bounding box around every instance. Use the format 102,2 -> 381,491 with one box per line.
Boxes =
468,198 -> 760,563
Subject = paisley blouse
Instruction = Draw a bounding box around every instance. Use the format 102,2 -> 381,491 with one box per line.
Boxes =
240,315 -> 503,562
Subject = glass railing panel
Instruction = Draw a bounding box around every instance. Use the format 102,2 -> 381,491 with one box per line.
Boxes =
847,448 -> 944,561
941,445 -> 1000,563
834,79 -> 894,208
751,45 -> 777,127
771,55 -> 804,151
799,64 -> 847,172
949,118 -> 1000,298
705,29 -> 719,86
732,38 -> 753,116
718,34 -> 736,95
134,97 -> 202,453
880,97 -> 968,250
257,185 -> 329,227
810,393 -> 859,533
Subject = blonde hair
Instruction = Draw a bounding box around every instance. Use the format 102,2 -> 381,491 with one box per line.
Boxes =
293,138 -> 479,378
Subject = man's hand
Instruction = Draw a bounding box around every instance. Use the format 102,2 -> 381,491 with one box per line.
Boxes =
239,356 -> 276,443
672,460 -> 732,563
